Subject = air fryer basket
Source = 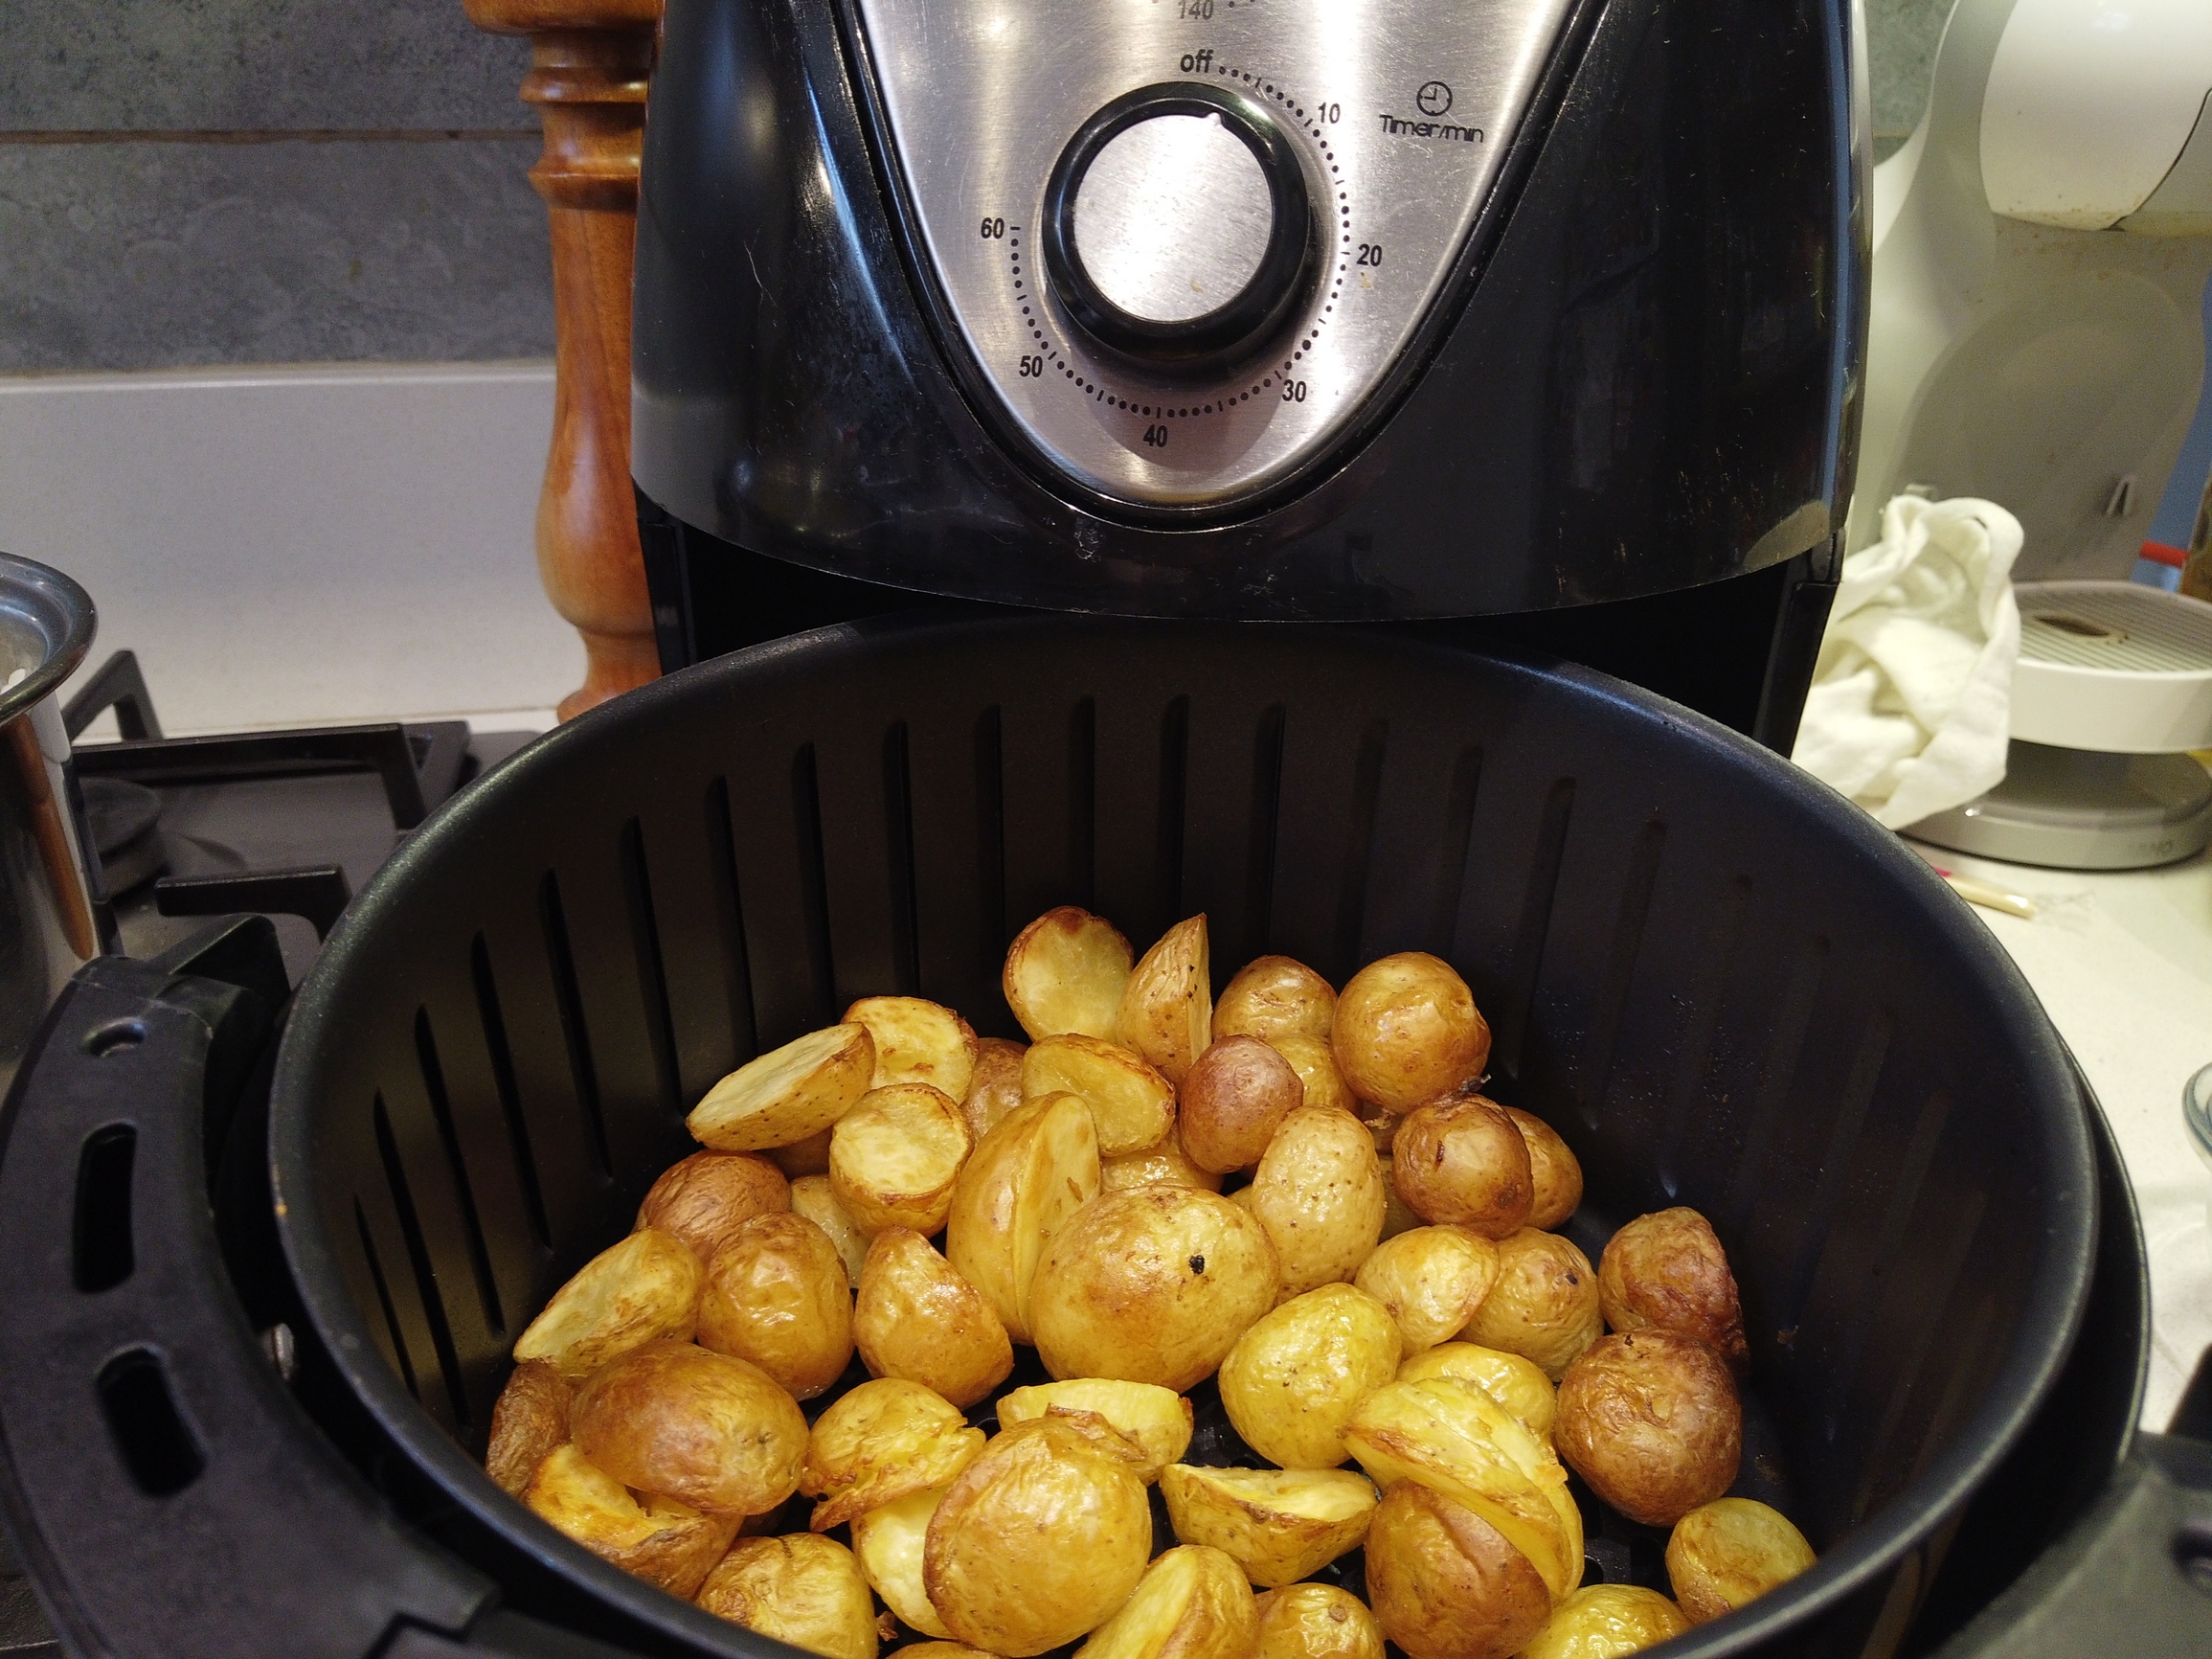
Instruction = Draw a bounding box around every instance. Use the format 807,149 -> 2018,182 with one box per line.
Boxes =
271,616 -> 2095,1657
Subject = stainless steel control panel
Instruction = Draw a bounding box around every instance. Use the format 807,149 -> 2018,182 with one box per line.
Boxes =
849,0 -> 1577,508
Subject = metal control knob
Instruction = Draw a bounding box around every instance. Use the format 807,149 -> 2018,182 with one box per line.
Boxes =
1044,84 -> 1312,366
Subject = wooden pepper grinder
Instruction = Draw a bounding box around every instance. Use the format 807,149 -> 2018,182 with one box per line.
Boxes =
465,0 -> 664,720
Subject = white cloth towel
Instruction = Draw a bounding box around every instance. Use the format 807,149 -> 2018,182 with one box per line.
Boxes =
1793,495 -> 2023,829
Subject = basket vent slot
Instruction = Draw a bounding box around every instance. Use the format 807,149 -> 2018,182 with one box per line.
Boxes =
539,871 -> 612,1180
620,818 -> 682,1116
1858,1195 -> 1991,1521
1243,704 -> 1287,962
974,707 -> 1007,960
882,724 -> 922,995
72,1123 -> 136,1293
1430,745 -> 1483,959
1576,816 -> 1667,1126
97,1349 -> 203,1497
1723,933 -> 1830,1226
1780,1010 -> 1892,1329
372,1093 -> 472,1430
415,1008 -> 505,1336
1332,718 -> 1389,972
704,778 -> 759,1063
1657,874 -> 1753,1193
790,742 -> 839,1023
1070,696 -> 1098,913
1154,695 -> 1187,931
471,936 -> 551,1252
354,1196 -> 418,1399
1493,778 -> 1576,1083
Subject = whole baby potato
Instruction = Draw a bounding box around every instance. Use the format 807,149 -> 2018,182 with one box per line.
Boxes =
1218,1284 -> 1403,1468
996,1377 -> 1193,1482
696,1213 -> 853,1400
853,1228 -> 1014,1408
924,1418 -> 1154,1655
961,1036 -> 1029,1142
1030,1185 -> 1280,1390
1004,906 -> 1134,1041
636,1150 -> 790,1263
1023,1033 -> 1177,1157
1555,1331 -> 1742,1527
522,1443 -> 738,1596
1516,1585 -> 1691,1659
944,1090 -> 1100,1343
486,1359 -> 571,1496
1375,1158 -> 1423,1241
688,1023 -> 875,1152
1504,1108 -> 1583,1231
1101,1130 -> 1224,1193
800,1376 -> 985,1531
1074,1544 -> 1257,1659
1599,1207 -> 1749,1373
512,1228 -> 702,1380
1271,1033 -> 1355,1116
1249,1106 -> 1388,1297
1160,1465 -> 1377,1587
1214,956 -> 1338,1045
895,1648 -> 998,1658
1461,1229 -> 1603,1380
1390,1096 -> 1533,1238
1253,1584 -> 1385,1659
1115,915 -> 1212,1085
851,1484 -> 954,1638
1364,1480 -> 1552,1659
1179,1034 -> 1305,1174
1666,1497 -> 1817,1624
1399,1343 -> 1558,1440
1331,953 -> 1490,1113
768,1126 -> 833,1179
789,1174 -> 870,1286
844,993 -> 979,1101
828,1081 -> 972,1236
1356,1226 -> 1501,1353
695,1533 -> 880,1659
571,1341 -> 807,1516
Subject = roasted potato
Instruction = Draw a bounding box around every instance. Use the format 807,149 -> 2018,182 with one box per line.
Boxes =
801,1375 -> 986,1531
1330,953 -> 1489,1113
1270,1032 -> 1355,1116
894,1648 -> 998,1658
1363,1479 -> 1552,1659
853,1228 -> 1014,1408
850,1484 -> 954,1638
768,1126 -> 834,1179
944,1090 -> 1100,1343
570,1341 -> 808,1516
1343,1375 -> 1584,1604
828,1082 -> 972,1236
996,1377 -> 1193,1482
696,1213 -> 853,1400
1253,1584 -> 1385,1659
688,1023 -> 875,1152
1355,1226 -> 1501,1353
1504,1108 -> 1583,1231
790,1174 -> 870,1287
522,1443 -> 739,1596
635,1150 -> 790,1263
924,1417 -> 1154,1656
1598,1207 -> 1749,1373
694,1533 -> 880,1659
486,1359 -> 571,1496
1101,1130 -> 1224,1193
1213,955 -> 1338,1046
1376,1158 -> 1422,1241
512,1228 -> 702,1379
962,1036 -> 1029,1142
1004,906 -> 1134,1041
1073,1544 -> 1257,1659
1248,1105 -> 1388,1297
1398,1343 -> 1558,1440
1362,1110 -> 1402,1156
1030,1185 -> 1281,1390
1179,1034 -> 1304,1174
1665,1497 -> 1817,1624
1115,915 -> 1212,1085
1389,1095 -> 1533,1238
1555,1331 -> 1741,1528
1159,1465 -> 1378,1587
1516,1585 -> 1691,1659
844,994 -> 979,1101
1218,1284 -> 1402,1468
1460,1229 -> 1603,1381
1022,1033 -> 1177,1157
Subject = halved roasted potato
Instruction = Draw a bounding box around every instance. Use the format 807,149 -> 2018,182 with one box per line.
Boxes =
1100,1130 -> 1224,1193
961,1035 -> 1029,1142
1218,1284 -> 1402,1469
1665,1497 -> 1817,1625
995,1377 -> 1193,1483
1356,1226 -> 1501,1353
1072,1544 -> 1257,1659
522,1443 -> 739,1597
1159,1465 -> 1378,1588
1364,1479 -> 1552,1659
688,1023 -> 875,1152
635,1150 -> 790,1264
1398,1343 -> 1559,1440
851,1484 -> 954,1638
1331,953 -> 1490,1113
486,1359 -> 571,1496
570,1341 -> 808,1517
1004,906 -> 1135,1041
512,1227 -> 702,1379
1504,1107 -> 1584,1231
1023,1033 -> 1176,1158
1253,1584 -> 1385,1659
1271,1033 -> 1355,1116
697,1212 -> 853,1399
789,1173 -> 870,1287
1248,1105 -> 1388,1297
1554,1331 -> 1741,1527
1115,915 -> 1212,1085
853,1229 -> 1014,1408
1516,1585 -> 1690,1659
1179,1034 -> 1304,1174
694,1533 -> 880,1659
1598,1206 -> 1749,1373
1389,1095 -> 1533,1238
801,1376 -> 986,1532
1460,1228 -> 1603,1381
828,1082 -> 972,1236
943,1091 -> 1100,1343
844,994 -> 980,1102
1213,955 -> 1338,1046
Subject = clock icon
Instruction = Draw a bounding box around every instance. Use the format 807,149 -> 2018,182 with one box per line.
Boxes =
1416,80 -> 1454,117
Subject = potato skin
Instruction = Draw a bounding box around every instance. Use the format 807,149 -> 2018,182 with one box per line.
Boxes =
1115,915 -> 1212,1085
1398,1343 -> 1558,1440
1364,1480 -> 1552,1659
1218,1284 -> 1403,1468
512,1228 -> 703,1380
1461,1229 -> 1603,1381
1516,1585 -> 1691,1659
844,994 -> 979,1101
1030,1185 -> 1281,1391
521,1443 -> 739,1596
696,1213 -> 854,1399
1004,906 -> 1134,1041
1375,1158 -> 1423,1241
828,1081 -> 972,1236
996,1378 -> 1193,1482
1253,1584 -> 1385,1659
1159,1465 -> 1378,1587
1555,1331 -> 1742,1527
1390,1095 -> 1533,1239
853,1228 -> 1014,1408
695,1533 -> 880,1659
1249,1106 -> 1388,1297
767,1126 -> 834,1178
1101,1131 -> 1224,1193
790,1174 -> 870,1287
1331,953 -> 1490,1113
1271,1033 -> 1356,1116
944,1091 -> 1101,1344
688,1023 -> 875,1152
486,1359 -> 572,1496
1213,956 -> 1338,1046
801,1376 -> 985,1532
962,1036 -> 1029,1141
1598,1208 -> 1749,1373
1504,1108 -> 1583,1231
1179,1035 -> 1305,1174
636,1151 -> 790,1264
1666,1497 -> 1817,1624
1355,1227 -> 1501,1353
570,1341 -> 808,1517
1073,1544 -> 1257,1659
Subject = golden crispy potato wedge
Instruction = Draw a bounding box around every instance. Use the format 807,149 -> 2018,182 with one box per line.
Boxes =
1100,1129 -> 1223,1193
1269,1032 -> 1355,1116
854,1229 -> 1014,1408
635,1150 -> 789,1264
1399,1343 -> 1559,1440
1030,1185 -> 1280,1391
1249,1106 -> 1388,1297
695,1534 -> 879,1659
1555,1331 -> 1741,1527
1179,1034 -> 1303,1174
1364,1479 -> 1551,1659
1023,1033 -> 1177,1157
1218,1284 -> 1402,1468
1356,1226 -> 1501,1353
1518,1586 -> 1690,1659
1665,1497 -> 1817,1625
1505,1108 -> 1583,1232
924,1418 -> 1153,1656
1160,1466 -> 1378,1588
1213,955 -> 1337,1047
1331,953 -> 1489,1113
689,1024 -> 876,1152
844,994 -> 980,1101
851,1484 -> 954,1638
1073,1544 -> 1257,1659
767,1125 -> 833,1178
1390,1096 -> 1533,1238
571,1341 -> 808,1516
1461,1229 -> 1603,1381
1004,906 -> 1135,1041
961,1036 -> 1028,1142
1376,1157 -> 1422,1241
1344,1376 -> 1583,1604
995,1378 -> 1193,1483
944,1091 -> 1100,1343
1254,1584 -> 1385,1659
522,1443 -> 739,1597
789,1174 -> 870,1287
828,1082 -> 972,1236
697,1213 -> 853,1399
1598,1207 -> 1748,1372
486,1359 -> 571,1497
801,1376 -> 986,1532
512,1228 -> 702,1379
1115,915 -> 1212,1085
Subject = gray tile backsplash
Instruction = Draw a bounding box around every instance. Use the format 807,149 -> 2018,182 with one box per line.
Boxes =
1868,0 -> 1954,150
